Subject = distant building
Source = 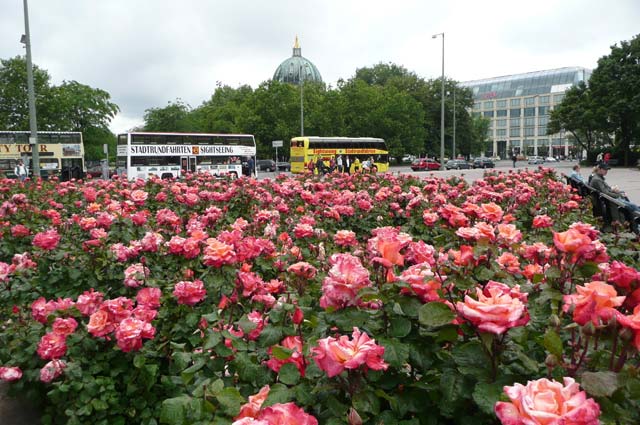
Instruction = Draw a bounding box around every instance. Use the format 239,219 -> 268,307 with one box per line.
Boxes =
273,36 -> 323,85
461,67 -> 591,159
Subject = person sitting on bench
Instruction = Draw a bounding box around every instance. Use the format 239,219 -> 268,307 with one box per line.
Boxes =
569,165 -> 585,183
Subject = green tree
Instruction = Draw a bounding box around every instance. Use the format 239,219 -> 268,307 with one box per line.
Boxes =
588,34 -> 640,165
143,99 -> 196,132
547,81 -> 611,155
0,56 -> 55,130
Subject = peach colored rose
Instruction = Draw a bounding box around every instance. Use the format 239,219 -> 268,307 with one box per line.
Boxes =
311,327 -> 388,377
456,281 -> 529,334
532,214 -> 553,228
52,317 -> 78,337
563,281 -> 625,325
203,238 -> 237,267
496,223 -> 522,245
553,229 -> 591,254
87,309 -> 115,338
495,377 -> 600,425
334,230 -> 358,247
235,385 -> 270,420
479,202 -> 503,223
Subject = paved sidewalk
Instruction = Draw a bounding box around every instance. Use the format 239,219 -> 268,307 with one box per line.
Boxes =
0,382 -> 39,424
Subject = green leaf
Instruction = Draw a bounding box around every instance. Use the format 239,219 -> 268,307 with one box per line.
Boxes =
472,382 -> 504,414
378,337 -> 410,368
271,345 -> 294,360
264,383 -> 292,406
203,329 -> 222,350
581,371 -> 620,397
389,317 -> 412,337
474,266 -> 495,282
353,389 -> 381,414
418,302 -> 455,328
133,354 -> 146,368
543,329 -> 563,357
452,341 -> 491,380
278,362 -> 300,385
215,387 -> 245,416
159,396 -> 190,425
577,261 -> 600,278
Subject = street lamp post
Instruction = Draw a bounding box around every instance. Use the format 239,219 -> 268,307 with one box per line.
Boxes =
21,0 -> 39,177
453,88 -> 456,159
432,32 -> 445,167
300,65 -> 304,136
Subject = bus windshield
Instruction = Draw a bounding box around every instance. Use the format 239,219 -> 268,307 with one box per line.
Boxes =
116,132 -> 257,180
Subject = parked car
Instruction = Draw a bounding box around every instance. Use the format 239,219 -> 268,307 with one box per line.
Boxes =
256,159 -> 276,172
85,163 -> 115,178
276,161 -> 291,171
472,157 -> 495,168
527,156 -> 544,164
402,154 -> 417,163
411,158 -> 441,171
545,156 -> 558,162
445,159 -> 471,170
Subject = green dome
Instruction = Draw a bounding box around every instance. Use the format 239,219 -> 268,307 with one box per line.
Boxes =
273,37 -> 323,84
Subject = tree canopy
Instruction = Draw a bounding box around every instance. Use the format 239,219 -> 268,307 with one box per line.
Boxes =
143,62 -> 483,161
548,34 -> 640,165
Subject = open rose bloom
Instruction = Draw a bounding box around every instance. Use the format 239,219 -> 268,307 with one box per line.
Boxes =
495,377 -> 600,425
456,281 -> 529,334
312,327 -> 388,377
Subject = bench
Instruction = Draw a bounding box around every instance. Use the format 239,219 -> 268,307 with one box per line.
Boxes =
564,175 -> 640,234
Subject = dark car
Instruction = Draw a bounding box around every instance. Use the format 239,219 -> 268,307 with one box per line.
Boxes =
411,158 -> 441,171
276,161 -> 291,171
85,164 -> 115,178
257,159 -> 276,172
472,157 -> 495,168
445,159 -> 472,170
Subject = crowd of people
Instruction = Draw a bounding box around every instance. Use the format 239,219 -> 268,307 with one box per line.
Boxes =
306,154 -> 377,175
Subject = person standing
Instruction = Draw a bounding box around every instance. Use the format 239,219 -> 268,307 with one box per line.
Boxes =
353,157 -> 361,173
14,159 -> 28,181
336,155 -> 343,173
345,156 -> 351,175
511,151 -> 517,168
329,156 -> 336,173
247,157 -> 255,177
603,152 -> 611,165
316,156 -> 326,175
596,152 -> 603,164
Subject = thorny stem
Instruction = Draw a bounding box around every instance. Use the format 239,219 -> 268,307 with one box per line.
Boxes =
609,332 -> 618,371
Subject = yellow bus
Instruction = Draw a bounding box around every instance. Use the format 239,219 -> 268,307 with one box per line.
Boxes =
0,131 -> 85,180
290,136 -> 389,174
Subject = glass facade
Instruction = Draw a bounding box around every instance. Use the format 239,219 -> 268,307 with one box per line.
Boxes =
461,67 -> 591,158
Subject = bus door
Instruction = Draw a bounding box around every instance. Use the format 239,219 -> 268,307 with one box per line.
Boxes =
180,156 -> 197,174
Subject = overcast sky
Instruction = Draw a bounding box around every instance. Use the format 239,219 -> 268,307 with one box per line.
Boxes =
1,0 -> 639,134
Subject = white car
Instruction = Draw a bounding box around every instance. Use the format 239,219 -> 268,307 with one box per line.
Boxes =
545,157 -> 558,162
527,156 -> 544,164
402,154 -> 417,163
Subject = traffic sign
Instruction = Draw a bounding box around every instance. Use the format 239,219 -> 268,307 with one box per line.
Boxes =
272,140 -> 283,148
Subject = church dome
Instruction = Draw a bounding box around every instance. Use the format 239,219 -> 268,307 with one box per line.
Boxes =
273,37 -> 323,84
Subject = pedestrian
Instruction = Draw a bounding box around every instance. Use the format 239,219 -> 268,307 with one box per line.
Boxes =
345,155 -> 351,175
329,156 -> 336,173
569,165 -> 584,183
336,154 -> 343,173
14,159 -> 28,182
247,157 -> 255,177
307,158 -> 315,174
511,152 -> 517,168
353,157 -> 361,173
603,152 -> 611,165
362,157 -> 371,173
596,152 -> 603,164
316,156 -> 326,175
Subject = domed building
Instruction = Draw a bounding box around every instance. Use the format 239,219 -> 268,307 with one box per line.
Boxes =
273,36 -> 323,85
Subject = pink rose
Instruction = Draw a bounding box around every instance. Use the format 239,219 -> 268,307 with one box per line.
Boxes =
563,281 -> 625,326
173,280 -> 207,306
32,229 -> 61,250
37,332 -> 67,360
40,359 -> 66,383
0,366 -> 23,382
52,317 -> 78,337
311,327 -> 388,378
75,289 -> 104,316
258,403 -> 318,425
136,287 -> 162,309
115,317 -> 155,352
87,309 -> 115,338
495,377 -> 600,425
456,281 -> 529,334
287,262 -> 317,279
266,336 -> 306,377
123,263 -> 150,288
319,253 -> 371,310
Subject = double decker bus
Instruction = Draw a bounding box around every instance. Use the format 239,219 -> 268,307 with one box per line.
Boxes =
116,132 -> 256,180
290,136 -> 389,174
0,131 -> 85,180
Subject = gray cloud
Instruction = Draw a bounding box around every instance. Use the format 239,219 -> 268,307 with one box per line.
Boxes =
1,0 -> 638,133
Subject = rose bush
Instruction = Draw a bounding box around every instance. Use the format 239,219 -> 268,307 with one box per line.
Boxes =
0,168 -> 638,424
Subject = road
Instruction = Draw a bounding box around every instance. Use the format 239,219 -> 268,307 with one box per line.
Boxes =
260,160 -> 640,204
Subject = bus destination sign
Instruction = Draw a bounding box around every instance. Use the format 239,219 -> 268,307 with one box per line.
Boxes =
127,145 -> 254,156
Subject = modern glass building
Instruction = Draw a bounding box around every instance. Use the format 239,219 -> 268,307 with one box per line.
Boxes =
460,67 -> 591,159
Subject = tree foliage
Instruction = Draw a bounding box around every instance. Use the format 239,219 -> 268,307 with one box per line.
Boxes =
0,56 -> 120,160
548,34 -> 640,165
143,62 -> 483,161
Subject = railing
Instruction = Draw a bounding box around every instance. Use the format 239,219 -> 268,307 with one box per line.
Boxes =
564,175 -> 640,234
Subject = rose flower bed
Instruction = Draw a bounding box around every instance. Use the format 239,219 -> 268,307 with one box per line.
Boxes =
1,168 -> 640,424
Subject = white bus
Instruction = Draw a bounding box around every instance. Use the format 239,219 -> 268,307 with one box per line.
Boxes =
116,132 -> 256,180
